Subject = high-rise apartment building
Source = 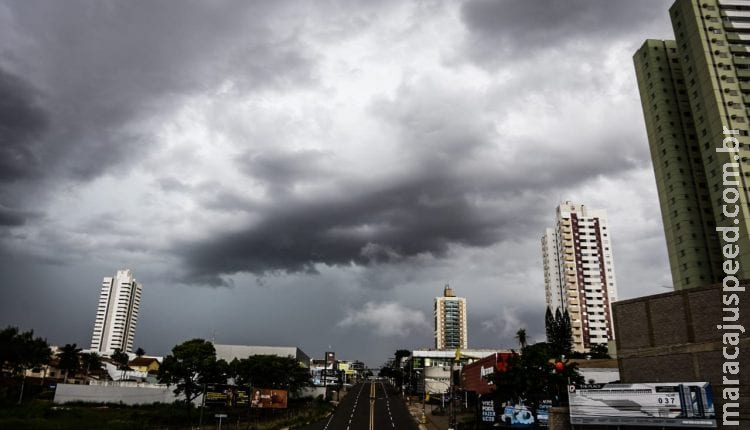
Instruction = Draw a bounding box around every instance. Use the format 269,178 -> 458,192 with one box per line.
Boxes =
90,269 -> 142,354
541,202 -> 618,353
634,0 -> 750,290
434,284 -> 467,351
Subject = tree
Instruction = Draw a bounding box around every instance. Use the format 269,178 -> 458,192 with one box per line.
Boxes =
0,326 -> 52,403
135,347 -> 146,358
589,343 -> 611,359
492,341 -> 584,412
111,348 -> 130,381
544,307 -> 555,345
559,311 -> 573,355
515,329 -> 528,349
158,339 -> 220,408
234,355 -> 311,395
57,344 -> 82,384
547,308 -> 573,358
80,352 -> 103,377
393,349 -> 411,367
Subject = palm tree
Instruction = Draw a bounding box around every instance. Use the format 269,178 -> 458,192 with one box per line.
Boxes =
80,352 -> 103,378
135,347 -> 145,358
57,344 -> 81,384
515,329 -> 528,349
111,348 -> 130,381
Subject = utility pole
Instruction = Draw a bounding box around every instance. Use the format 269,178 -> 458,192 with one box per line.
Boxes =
198,383 -> 206,429
449,348 -> 461,430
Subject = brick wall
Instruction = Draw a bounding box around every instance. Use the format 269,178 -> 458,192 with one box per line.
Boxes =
613,282 -> 749,428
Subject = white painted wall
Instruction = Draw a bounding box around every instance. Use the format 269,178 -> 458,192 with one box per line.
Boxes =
53,383 -> 189,405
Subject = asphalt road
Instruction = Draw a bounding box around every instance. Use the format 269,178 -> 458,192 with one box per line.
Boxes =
300,381 -> 418,430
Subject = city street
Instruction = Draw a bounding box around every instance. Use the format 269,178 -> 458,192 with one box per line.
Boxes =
300,381 -> 418,430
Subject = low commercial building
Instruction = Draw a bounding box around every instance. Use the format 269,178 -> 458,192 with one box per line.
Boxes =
213,344 -> 311,368
461,352 -> 514,396
407,349 -> 506,395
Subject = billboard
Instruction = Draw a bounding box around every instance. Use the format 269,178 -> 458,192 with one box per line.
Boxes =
204,385 -> 251,407
234,387 -> 250,407
480,398 -> 497,425
477,397 -> 548,429
250,388 -> 288,409
204,384 -> 231,406
569,382 -> 717,428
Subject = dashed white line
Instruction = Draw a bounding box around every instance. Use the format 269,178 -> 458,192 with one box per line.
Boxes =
326,382 -> 366,430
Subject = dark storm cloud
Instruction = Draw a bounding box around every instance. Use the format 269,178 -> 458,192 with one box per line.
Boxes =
0,205 -> 38,227
177,68 -> 652,285
238,149 -> 335,194
0,0 -> 677,367
0,67 -> 48,183
460,0 -> 673,64
0,0 -> 313,187
177,171 -> 508,285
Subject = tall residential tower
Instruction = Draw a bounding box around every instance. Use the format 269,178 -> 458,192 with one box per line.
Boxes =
90,269 -> 142,354
434,284 -> 468,351
634,0 -> 750,290
542,202 -> 618,353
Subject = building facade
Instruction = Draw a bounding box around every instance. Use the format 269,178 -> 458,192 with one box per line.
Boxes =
408,349 -> 500,395
541,202 -> 618,353
213,344 -> 312,368
434,285 -> 468,351
613,282 -> 749,428
460,352 -> 514,396
634,0 -> 750,290
90,269 -> 142,354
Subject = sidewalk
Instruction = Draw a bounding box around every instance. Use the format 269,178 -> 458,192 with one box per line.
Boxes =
406,399 -> 451,430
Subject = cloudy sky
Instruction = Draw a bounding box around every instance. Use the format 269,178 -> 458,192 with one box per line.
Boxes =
0,0 -> 677,366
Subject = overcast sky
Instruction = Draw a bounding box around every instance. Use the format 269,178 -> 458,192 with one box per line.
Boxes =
0,0 -> 677,367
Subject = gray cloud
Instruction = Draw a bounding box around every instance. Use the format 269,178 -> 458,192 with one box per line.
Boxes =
238,149 -> 336,195
0,0 -> 315,188
0,204 -> 37,227
0,0 -> 677,366
176,171 -> 507,285
173,63 -> 656,285
0,67 -> 48,183
460,0 -> 673,66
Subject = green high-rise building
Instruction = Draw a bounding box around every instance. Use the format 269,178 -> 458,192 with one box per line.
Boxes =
635,0 -> 750,290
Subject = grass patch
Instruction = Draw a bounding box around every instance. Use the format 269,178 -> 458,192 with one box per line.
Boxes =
0,398 -> 334,430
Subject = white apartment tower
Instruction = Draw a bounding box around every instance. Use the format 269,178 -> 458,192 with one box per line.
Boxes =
434,284 -> 468,351
90,269 -> 142,354
541,202 -> 618,353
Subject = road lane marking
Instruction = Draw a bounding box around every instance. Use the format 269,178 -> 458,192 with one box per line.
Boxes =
369,382 -> 376,430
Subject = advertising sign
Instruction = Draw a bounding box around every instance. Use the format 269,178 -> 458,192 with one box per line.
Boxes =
205,385 -> 251,407
569,382 -> 717,428
234,387 -> 250,406
500,403 -> 536,428
481,399 -> 496,425
250,388 -> 288,409
536,400 -> 551,428
204,384 -> 231,406
462,352 -> 515,395
478,397 -> 549,429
